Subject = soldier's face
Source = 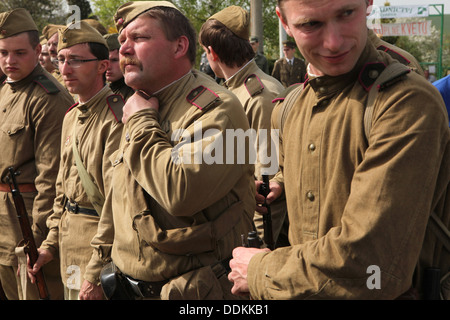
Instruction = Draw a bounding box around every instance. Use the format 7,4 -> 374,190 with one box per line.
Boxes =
0,32 -> 40,81
58,43 -> 108,101
277,0 -> 372,76
106,49 -> 123,83
39,44 -> 54,73
118,15 -> 178,92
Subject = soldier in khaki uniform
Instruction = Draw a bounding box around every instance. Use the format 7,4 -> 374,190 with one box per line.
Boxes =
41,24 -> 65,87
199,6 -> 288,248
29,21 -> 124,300
85,1 -> 255,300
272,40 -> 307,87
229,0 -> 449,299
0,8 -> 74,300
104,33 -> 134,101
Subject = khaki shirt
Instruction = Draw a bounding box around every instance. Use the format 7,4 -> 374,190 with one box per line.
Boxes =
41,85 -> 123,287
248,42 -> 449,299
109,77 -> 134,101
86,70 -> 255,287
224,60 -> 287,245
368,29 -> 425,77
0,65 -> 74,265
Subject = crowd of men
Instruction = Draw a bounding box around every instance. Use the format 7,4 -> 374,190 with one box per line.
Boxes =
0,0 -> 448,301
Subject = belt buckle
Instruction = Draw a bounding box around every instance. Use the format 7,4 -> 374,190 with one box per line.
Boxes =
67,201 -> 79,214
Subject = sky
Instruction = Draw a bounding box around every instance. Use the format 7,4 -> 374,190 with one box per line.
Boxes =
372,0 -> 449,14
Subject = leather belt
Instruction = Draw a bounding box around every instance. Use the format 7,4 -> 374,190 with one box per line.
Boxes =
65,202 -> 98,217
124,276 -> 169,299
0,183 -> 37,193
123,257 -> 231,299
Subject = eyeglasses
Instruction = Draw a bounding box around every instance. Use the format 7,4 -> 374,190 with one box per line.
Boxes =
57,58 -> 99,68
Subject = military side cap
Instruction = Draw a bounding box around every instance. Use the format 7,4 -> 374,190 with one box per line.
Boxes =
283,40 -> 296,49
208,6 -> 249,40
42,24 -> 64,40
58,20 -> 107,52
83,19 -> 108,35
0,8 -> 38,39
104,33 -> 120,51
114,1 -> 179,33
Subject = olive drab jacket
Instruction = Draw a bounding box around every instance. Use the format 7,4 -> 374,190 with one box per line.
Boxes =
247,41 -> 450,299
223,60 -> 288,247
86,71 -> 255,298
41,85 -> 123,289
0,65 -> 74,266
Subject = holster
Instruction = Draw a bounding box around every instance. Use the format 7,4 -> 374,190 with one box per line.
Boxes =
99,262 -> 134,300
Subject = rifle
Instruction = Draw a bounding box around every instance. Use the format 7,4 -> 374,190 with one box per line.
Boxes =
7,167 -> 50,300
259,175 -> 274,250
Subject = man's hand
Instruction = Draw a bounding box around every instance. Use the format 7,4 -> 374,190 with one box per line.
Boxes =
27,248 -> 53,284
228,247 -> 270,296
122,90 -> 159,123
79,280 -> 104,300
255,180 -> 282,214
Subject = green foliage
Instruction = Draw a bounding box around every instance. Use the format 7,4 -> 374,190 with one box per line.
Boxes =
0,0 -> 67,31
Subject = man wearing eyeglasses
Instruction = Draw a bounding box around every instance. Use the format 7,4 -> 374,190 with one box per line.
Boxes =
29,21 -> 124,300
271,40 -> 307,87
0,8 -> 73,300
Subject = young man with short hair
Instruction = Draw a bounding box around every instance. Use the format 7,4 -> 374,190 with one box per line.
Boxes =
30,21 -> 124,300
229,0 -> 449,300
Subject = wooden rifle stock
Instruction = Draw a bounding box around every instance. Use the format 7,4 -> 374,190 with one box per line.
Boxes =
260,175 -> 274,250
7,167 -> 50,300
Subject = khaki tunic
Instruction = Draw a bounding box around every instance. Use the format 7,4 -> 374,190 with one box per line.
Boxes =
224,60 -> 287,246
247,42 -> 449,299
368,29 -> 425,77
41,85 -> 123,289
0,65 -> 73,298
86,70 -> 255,298
109,77 -> 134,101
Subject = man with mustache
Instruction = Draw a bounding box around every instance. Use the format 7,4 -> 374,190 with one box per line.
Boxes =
84,1 -> 255,300
229,0 -> 449,299
0,8 -> 73,300
29,21 -> 124,300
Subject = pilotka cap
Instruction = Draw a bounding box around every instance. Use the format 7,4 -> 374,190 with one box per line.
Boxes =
42,24 -> 65,40
114,1 -> 179,33
208,6 -> 249,40
57,20 -> 107,52
0,8 -> 38,39
104,33 -> 120,51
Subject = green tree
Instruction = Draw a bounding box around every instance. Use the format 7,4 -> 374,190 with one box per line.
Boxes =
91,0 -> 283,66
0,0 -> 67,31
67,0 -> 93,20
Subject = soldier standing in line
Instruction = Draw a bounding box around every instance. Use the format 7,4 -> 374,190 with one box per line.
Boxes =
104,33 -> 134,101
0,8 -> 74,300
199,6 -> 288,248
41,24 -> 65,87
39,38 -> 56,74
229,0 -> 449,300
28,21 -> 124,300
85,1 -> 255,300
250,36 -> 269,74
272,40 -> 307,87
